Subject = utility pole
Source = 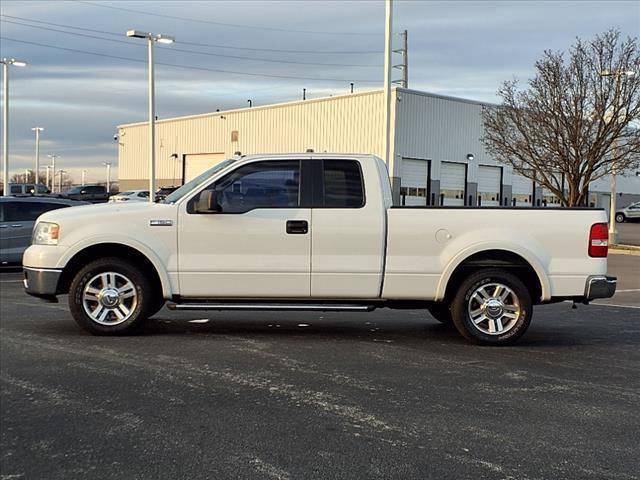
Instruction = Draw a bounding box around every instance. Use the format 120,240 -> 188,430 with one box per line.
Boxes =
303,88 -> 306,100
350,82 -> 354,94
102,162 -> 111,193
31,127 -> 44,188
382,0 -> 393,171
392,30 -> 408,88
45,165 -> 50,190
2,58 -> 27,195
81,169 -> 87,186
47,154 -> 58,193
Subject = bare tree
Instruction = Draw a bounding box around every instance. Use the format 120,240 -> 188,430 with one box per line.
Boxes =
482,29 -> 640,206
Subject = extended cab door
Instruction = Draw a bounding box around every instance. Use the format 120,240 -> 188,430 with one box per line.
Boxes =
311,159 -> 386,298
177,160 -> 311,298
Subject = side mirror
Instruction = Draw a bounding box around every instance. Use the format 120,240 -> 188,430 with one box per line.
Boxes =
196,190 -> 222,213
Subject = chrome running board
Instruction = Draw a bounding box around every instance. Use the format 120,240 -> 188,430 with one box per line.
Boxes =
167,302 -> 375,312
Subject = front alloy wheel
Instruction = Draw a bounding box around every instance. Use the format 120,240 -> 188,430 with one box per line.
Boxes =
69,257 -> 152,335
451,269 -> 532,345
615,213 -> 625,223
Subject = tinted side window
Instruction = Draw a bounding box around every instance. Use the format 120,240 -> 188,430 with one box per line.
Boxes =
88,186 -> 105,194
4,202 -> 69,222
204,161 -> 300,213
10,185 -> 22,194
322,160 -> 365,208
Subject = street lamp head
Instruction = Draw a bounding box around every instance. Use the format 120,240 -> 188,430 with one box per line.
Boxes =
1,58 -> 27,67
156,35 -> 175,44
31,127 -> 44,132
126,30 -> 149,39
126,30 -> 175,44
466,154 -> 475,162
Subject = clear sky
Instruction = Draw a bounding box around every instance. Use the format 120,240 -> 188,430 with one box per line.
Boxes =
1,0 -> 638,183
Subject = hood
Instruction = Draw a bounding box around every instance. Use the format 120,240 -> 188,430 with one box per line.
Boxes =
38,201 -> 173,223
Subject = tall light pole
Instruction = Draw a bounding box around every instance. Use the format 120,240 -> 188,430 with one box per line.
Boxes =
81,169 -> 87,186
126,30 -> 175,203
2,58 -> 27,195
598,69 -> 636,245
58,169 -> 65,193
47,154 -> 58,193
31,127 -> 44,188
45,165 -> 50,190
102,162 -> 111,193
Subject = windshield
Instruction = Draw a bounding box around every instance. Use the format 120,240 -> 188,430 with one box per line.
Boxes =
163,159 -> 237,203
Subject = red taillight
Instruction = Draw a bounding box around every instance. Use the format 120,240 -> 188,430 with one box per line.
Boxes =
589,223 -> 609,257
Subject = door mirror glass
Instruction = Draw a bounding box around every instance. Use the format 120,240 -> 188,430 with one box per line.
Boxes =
196,190 -> 221,213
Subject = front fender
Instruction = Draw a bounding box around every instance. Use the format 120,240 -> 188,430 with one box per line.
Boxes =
57,235 -> 176,298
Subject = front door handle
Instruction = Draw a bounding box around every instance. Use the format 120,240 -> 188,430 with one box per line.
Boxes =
286,220 -> 308,234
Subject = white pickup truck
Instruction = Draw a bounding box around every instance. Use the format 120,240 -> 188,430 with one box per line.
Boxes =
23,154 -> 616,345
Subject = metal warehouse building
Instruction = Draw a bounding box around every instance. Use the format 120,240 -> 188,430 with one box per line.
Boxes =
117,87 -> 640,210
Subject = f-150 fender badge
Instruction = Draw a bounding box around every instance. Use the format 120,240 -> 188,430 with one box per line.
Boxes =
149,220 -> 173,227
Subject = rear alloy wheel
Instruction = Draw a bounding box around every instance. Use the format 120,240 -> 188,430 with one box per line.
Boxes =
451,269 -> 532,345
615,213 -> 625,223
69,258 -> 152,335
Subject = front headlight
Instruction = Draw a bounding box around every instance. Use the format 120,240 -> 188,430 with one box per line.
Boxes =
32,222 -> 60,245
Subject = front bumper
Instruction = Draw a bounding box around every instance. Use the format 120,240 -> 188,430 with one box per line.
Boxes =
584,275 -> 617,301
23,267 -> 62,302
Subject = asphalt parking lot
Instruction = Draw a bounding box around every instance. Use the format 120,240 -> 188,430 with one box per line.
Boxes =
1,255 -> 639,480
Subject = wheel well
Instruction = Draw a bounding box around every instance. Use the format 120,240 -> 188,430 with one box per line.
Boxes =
57,243 -> 163,295
444,250 -> 542,303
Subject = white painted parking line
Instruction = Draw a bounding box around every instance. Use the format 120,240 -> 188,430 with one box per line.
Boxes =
591,303 -> 640,309
0,280 -> 23,283
615,289 -> 640,293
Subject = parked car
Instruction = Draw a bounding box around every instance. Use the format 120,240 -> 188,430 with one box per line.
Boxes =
1,196 -> 89,266
5,183 -> 51,196
61,185 -> 109,203
23,154 -> 615,345
109,190 -> 150,203
615,201 -> 640,223
155,186 -> 180,202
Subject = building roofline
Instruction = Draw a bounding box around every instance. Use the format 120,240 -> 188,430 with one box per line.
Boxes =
117,88 -> 389,129
396,87 -> 497,108
117,86 -> 501,129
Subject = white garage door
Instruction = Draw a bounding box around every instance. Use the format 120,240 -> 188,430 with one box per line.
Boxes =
441,162 -> 466,206
478,165 -> 502,206
184,152 -> 227,182
512,174 -> 534,207
400,159 -> 430,206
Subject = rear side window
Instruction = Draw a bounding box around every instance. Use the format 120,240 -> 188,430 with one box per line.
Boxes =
10,185 -> 22,194
4,201 -> 70,222
322,160 -> 365,208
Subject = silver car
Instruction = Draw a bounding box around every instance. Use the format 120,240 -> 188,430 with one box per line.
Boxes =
0,196 -> 88,266
615,201 -> 640,223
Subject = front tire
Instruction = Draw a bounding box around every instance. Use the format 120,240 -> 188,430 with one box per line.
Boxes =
615,213 -> 625,223
451,269 -> 532,345
69,257 -> 153,335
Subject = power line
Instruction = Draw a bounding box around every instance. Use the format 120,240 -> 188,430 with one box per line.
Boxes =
0,18 -> 381,67
72,0 -> 379,36
0,14 -> 381,54
0,36 -> 379,84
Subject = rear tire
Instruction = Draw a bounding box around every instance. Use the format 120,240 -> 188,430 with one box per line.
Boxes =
427,303 -> 453,325
69,257 -> 153,335
615,213 -> 625,223
451,268 -> 532,346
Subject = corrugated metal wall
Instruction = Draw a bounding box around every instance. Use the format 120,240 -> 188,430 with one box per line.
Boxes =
394,89 -> 508,183
118,90 -> 386,183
